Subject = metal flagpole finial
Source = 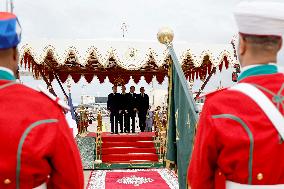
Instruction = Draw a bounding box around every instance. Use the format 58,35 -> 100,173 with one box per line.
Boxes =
121,22 -> 128,38
157,27 -> 174,45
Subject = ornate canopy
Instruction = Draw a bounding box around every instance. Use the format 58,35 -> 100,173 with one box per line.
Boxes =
19,39 -> 237,85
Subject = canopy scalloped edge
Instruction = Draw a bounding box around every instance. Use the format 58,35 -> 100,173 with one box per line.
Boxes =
19,40 -> 238,69
19,40 -> 239,84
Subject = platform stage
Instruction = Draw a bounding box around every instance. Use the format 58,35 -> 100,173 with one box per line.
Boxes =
76,132 -> 164,170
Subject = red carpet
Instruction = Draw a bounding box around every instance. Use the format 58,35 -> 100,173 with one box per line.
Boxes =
102,147 -> 156,154
102,153 -> 158,162
87,132 -> 156,138
86,169 -> 179,189
102,141 -> 155,148
96,132 -> 159,163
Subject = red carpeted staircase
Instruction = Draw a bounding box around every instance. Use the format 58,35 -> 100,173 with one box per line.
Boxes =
101,132 -> 159,163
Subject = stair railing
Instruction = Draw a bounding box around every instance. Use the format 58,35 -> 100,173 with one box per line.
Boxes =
159,130 -> 167,162
153,112 -> 167,163
94,112 -> 103,164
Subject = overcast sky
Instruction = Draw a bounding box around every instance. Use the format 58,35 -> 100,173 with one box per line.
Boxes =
11,0 -> 239,42
2,0 -> 283,104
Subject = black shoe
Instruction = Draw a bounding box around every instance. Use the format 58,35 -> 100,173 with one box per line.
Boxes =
115,132 -> 118,134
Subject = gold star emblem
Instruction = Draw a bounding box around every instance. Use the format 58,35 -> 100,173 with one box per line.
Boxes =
187,113 -> 191,129
175,109 -> 180,141
176,128 -> 180,141
175,109 -> 179,126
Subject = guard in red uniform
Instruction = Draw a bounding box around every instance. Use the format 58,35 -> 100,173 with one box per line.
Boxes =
188,1 -> 284,189
0,12 -> 84,189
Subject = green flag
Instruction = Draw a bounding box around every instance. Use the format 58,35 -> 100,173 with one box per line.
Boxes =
166,46 -> 198,189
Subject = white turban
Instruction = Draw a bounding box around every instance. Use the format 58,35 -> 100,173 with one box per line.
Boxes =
234,1 -> 284,37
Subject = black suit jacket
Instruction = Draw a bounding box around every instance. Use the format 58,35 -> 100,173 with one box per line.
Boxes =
119,93 -> 129,111
137,93 -> 149,113
107,93 -> 120,112
127,93 -> 138,115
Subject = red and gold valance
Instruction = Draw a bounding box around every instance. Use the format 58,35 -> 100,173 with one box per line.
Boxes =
19,40 -> 237,85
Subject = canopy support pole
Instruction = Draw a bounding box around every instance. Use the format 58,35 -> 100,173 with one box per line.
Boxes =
34,64 -> 57,96
194,67 -> 216,100
53,72 -> 68,99
44,60 -> 68,99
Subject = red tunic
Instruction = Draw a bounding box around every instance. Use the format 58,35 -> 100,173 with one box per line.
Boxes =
188,72 -> 284,189
0,80 -> 84,189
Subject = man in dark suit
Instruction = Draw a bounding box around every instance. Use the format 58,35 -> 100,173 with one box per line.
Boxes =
119,85 -> 129,133
127,86 -> 138,133
137,87 -> 149,132
107,85 -> 120,134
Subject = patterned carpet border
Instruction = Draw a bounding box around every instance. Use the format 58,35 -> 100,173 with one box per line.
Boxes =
86,169 -> 179,189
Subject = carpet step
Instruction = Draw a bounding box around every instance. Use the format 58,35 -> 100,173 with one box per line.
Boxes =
101,160 -> 160,164
102,153 -> 159,162
98,132 -> 158,164
102,136 -> 153,142
87,132 -> 156,138
102,141 -> 155,148
93,161 -> 164,169
102,147 -> 157,154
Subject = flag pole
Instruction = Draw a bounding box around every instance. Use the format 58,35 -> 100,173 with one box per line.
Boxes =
157,27 -> 198,123
10,0 -> 14,13
158,27 -> 198,189
157,27 -> 174,168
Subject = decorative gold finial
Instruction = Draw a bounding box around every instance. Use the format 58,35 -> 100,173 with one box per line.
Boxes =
157,27 -> 174,45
